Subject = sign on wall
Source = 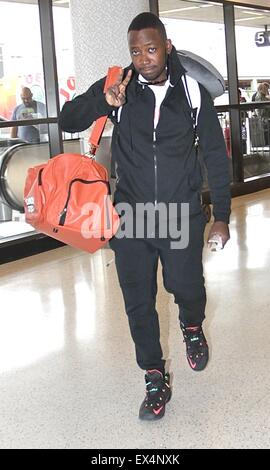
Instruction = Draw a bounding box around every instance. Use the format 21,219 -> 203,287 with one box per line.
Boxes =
255,30 -> 270,47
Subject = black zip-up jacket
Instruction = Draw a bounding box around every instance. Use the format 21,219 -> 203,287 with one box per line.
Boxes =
59,47 -> 231,223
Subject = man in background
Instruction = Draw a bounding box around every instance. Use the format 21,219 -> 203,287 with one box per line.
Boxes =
251,82 -> 270,102
10,87 -> 46,143
253,82 -> 270,145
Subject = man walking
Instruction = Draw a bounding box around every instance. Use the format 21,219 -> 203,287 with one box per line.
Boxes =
59,12 -> 231,421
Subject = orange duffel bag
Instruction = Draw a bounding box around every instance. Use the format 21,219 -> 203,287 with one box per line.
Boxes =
24,66 -> 121,253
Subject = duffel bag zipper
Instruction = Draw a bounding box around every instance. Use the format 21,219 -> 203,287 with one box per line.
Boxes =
59,178 -> 110,226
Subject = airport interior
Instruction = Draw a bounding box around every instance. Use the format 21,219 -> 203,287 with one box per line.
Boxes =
0,0 -> 270,450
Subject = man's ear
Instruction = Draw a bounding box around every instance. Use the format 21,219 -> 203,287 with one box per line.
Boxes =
166,39 -> 173,54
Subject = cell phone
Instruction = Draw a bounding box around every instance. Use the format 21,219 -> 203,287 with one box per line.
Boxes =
208,234 -> 223,251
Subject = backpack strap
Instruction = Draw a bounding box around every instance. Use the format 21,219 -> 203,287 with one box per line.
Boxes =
182,74 -> 201,149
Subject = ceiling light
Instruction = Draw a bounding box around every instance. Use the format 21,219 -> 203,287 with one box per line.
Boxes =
235,6 -> 253,10
242,11 -> 264,16
160,7 -> 199,14
235,16 -> 266,22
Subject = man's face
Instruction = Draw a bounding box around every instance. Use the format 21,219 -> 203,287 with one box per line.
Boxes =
128,28 -> 172,83
21,92 -> 33,107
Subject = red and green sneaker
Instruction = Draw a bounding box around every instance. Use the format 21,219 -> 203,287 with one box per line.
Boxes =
181,323 -> 209,371
139,370 -> 171,421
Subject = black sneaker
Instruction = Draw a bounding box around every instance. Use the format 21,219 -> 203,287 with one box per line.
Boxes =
139,369 -> 171,421
180,323 -> 209,371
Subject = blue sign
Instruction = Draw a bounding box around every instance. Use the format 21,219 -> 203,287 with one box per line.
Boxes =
255,31 -> 270,47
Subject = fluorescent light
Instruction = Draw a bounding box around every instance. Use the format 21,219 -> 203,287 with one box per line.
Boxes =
242,11 -> 264,16
160,4 -> 214,15
235,16 -> 266,22
235,5 -> 253,10
160,7 -> 199,14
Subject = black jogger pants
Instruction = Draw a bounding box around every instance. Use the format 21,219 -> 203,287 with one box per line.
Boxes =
109,213 -> 207,371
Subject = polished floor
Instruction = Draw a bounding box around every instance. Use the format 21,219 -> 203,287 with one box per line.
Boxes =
0,189 -> 270,449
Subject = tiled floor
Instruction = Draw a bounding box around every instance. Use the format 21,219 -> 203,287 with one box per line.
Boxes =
0,189 -> 270,449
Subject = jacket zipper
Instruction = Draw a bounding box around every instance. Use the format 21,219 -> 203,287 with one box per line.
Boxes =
153,130 -> 157,208
59,178 -> 110,226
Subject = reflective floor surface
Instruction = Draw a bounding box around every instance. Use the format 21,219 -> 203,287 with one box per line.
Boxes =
0,189 -> 270,449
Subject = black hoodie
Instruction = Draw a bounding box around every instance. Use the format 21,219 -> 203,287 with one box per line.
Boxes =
59,46 -> 231,223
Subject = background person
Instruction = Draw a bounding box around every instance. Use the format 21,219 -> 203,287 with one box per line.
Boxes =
10,87 -> 46,143
239,88 -> 247,154
254,82 -> 270,114
254,82 -> 270,145
251,81 -> 270,102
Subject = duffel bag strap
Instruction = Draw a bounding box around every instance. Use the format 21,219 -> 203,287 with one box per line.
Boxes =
88,65 -> 122,156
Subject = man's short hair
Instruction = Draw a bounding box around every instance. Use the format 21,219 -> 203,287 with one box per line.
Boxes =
128,12 -> 167,40
258,82 -> 269,94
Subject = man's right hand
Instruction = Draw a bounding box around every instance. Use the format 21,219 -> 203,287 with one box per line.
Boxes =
105,69 -> 132,107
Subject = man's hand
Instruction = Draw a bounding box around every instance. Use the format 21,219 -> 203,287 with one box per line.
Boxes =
207,221 -> 230,249
105,69 -> 133,107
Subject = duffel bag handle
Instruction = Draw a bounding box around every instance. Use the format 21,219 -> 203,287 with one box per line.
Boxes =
88,65 -> 122,156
